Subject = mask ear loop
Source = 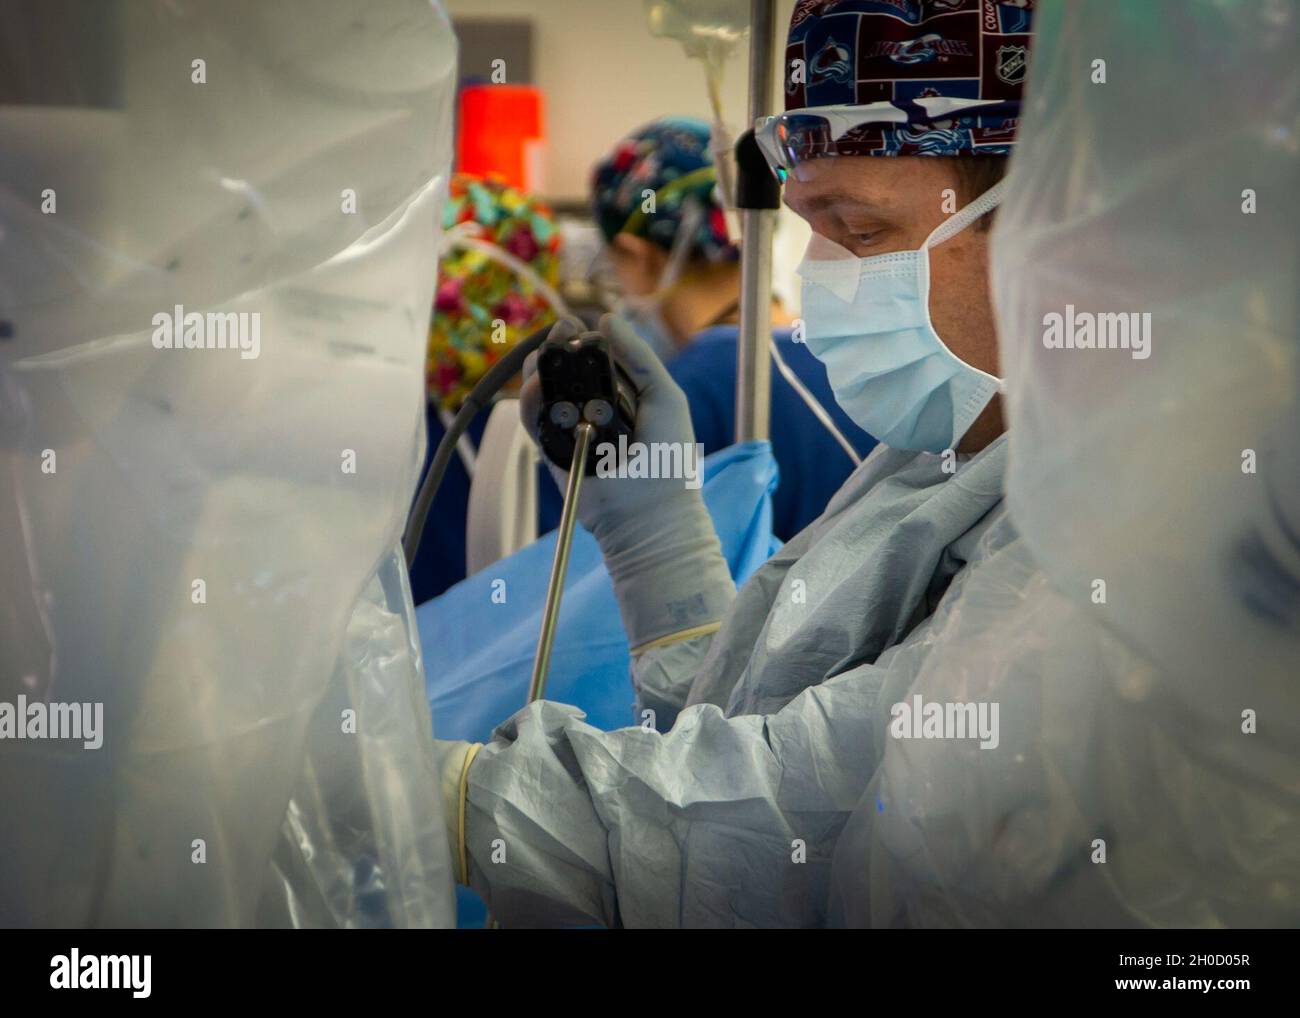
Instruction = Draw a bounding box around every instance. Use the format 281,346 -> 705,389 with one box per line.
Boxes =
924,177 -> 1007,250
921,177 -> 1009,391
655,195 -> 706,295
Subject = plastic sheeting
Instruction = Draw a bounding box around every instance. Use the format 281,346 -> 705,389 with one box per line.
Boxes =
832,0 -> 1298,926
0,0 -> 459,927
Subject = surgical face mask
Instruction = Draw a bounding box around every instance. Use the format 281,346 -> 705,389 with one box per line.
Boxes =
618,290 -> 680,361
796,180 -> 1006,453
611,195 -> 706,362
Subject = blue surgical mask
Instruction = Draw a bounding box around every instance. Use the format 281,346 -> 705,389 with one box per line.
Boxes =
797,181 -> 1005,453
611,196 -> 704,363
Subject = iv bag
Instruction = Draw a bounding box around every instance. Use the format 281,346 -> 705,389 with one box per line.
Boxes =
644,0 -> 749,59
643,0 -> 751,210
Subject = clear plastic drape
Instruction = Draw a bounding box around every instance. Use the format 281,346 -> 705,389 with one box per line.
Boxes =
998,0 -> 1298,744
0,0 -> 458,927
833,0 -> 1298,927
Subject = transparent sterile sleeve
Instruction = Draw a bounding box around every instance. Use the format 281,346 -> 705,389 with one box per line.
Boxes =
0,0 -> 459,927
831,0 -> 1298,927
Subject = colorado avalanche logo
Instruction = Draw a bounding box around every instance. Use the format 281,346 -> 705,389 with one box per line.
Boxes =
810,36 -> 853,84
892,33 -> 941,64
888,125 -> 967,155
875,33 -> 972,65
996,45 -> 1028,84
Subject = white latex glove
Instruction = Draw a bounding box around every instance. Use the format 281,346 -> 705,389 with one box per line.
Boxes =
432,738 -> 480,885
520,314 -> 734,648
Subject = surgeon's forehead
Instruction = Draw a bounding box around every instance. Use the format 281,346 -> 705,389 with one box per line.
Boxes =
784,156 -> 950,218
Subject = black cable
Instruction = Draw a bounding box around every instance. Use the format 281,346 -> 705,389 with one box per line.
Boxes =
402,324 -> 552,567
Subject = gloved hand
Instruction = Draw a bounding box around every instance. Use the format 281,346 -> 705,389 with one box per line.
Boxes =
520,314 -> 734,649
432,738 -> 481,885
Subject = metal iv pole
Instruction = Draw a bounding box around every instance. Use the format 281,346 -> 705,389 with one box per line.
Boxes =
734,0 -> 778,443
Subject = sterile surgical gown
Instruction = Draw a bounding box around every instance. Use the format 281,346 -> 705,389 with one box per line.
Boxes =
462,437 -> 1009,927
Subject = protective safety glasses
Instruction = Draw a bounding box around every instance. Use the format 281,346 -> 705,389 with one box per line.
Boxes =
754,98 -> 1020,181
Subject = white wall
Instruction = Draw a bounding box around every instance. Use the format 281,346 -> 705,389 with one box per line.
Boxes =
447,0 -> 796,200
445,0 -> 808,307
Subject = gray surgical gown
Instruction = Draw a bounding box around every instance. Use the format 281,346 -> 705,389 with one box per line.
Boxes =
463,436 -> 1010,927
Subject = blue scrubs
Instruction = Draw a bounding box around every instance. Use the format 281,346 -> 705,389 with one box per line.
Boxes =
667,325 -> 876,540
408,407 -> 562,605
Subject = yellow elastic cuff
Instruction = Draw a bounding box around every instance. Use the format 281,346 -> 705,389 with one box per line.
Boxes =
631,620 -> 722,656
457,742 -> 482,886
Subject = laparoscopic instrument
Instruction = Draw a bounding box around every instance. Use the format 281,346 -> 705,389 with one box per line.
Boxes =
403,324 -> 638,707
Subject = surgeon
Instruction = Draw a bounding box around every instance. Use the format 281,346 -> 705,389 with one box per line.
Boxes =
432,1 -> 1034,927
592,116 -> 876,538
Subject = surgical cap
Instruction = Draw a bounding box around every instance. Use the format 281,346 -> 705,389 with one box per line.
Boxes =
590,116 -> 736,262
428,173 -> 561,410
784,0 -> 1033,155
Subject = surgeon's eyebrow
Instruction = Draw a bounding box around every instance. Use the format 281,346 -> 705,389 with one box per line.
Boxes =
785,189 -> 895,219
